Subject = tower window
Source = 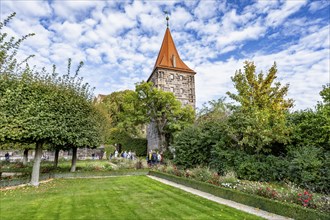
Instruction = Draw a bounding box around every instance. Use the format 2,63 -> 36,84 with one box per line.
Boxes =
180,88 -> 184,93
179,75 -> 183,80
170,74 -> 174,80
170,87 -> 174,92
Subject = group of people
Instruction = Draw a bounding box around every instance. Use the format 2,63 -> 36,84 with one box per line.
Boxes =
110,149 -> 136,160
147,150 -> 162,166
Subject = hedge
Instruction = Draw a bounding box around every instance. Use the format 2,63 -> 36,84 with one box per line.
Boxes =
149,171 -> 328,220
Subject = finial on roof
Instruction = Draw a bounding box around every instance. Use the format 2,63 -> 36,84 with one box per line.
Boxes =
164,11 -> 169,27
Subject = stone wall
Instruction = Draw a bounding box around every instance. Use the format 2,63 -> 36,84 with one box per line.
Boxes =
149,68 -> 196,107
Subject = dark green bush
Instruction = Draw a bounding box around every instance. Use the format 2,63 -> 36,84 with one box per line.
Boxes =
173,125 -> 205,168
107,129 -> 147,156
173,121 -> 227,169
236,154 -> 289,182
122,138 -> 147,156
288,146 -> 329,193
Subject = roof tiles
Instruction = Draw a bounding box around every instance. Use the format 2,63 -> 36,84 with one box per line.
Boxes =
153,28 -> 195,73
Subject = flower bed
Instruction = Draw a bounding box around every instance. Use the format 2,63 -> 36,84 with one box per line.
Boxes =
151,164 -> 330,214
149,170 -> 329,220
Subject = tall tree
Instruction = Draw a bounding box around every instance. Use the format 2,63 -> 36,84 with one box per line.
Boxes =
135,82 -> 194,151
226,61 -> 293,154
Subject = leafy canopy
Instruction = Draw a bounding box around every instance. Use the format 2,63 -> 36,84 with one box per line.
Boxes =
227,61 -> 293,111
226,61 -> 293,154
135,81 -> 195,151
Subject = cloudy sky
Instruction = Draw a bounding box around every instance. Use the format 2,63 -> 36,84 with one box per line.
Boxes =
1,0 -> 329,110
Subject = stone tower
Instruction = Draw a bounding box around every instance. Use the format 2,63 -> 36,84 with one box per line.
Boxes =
146,18 -> 196,151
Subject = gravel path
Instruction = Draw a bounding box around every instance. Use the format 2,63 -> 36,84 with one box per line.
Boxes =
148,175 -> 292,220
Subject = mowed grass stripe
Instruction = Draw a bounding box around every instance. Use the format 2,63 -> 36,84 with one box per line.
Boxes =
145,177 -> 250,220
0,176 -> 264,220
145,179 -> 214,218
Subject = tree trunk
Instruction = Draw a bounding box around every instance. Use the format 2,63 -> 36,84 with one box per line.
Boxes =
23,149 -> 29,166
54,149 -> 59,168
30,142 -> 43,186
159,132 -> 167,152
70,147 -> 77,172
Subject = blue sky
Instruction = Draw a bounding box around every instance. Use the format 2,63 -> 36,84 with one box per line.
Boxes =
1,0 -> 329,110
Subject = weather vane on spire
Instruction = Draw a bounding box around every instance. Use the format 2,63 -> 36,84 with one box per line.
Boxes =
164,11 -> 169,27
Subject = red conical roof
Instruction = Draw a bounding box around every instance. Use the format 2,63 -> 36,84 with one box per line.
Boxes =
153,28 -> 195,73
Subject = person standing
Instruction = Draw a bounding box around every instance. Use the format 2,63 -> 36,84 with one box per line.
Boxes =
5,152 -> 10,162
157,152 -> 161,164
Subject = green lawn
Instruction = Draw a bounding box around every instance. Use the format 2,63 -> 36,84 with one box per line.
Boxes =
0,176 -> 264,220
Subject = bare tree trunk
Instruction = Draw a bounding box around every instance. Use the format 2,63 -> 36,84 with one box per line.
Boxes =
159,132 -> 167,152
70,147 -> 77,172
54,149 -> 59,168
23,149 -> 29,166
30,142 -> 43,186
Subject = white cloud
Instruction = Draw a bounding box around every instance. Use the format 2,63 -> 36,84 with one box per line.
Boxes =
50,21 -> 85,42
194,0 -> 218,20
50,1 -> 105,22
1,0 -> 328,111
266,0 -> 307,27
98,11 -> 136,36
1,1 -> 51,18
308,0 -> 330,13
216,23 -> 265,49
171,7 -> 193,28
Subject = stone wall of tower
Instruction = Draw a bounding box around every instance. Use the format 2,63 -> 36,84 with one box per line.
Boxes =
149,68 -> 196,108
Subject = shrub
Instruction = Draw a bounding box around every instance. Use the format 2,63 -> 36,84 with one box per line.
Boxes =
190,167 -> 213,182
288,146 -> 325,192
103,163 -> 112,171
173,121 -> 228,169
135,160 -> 143,169
107,129 -> 147,156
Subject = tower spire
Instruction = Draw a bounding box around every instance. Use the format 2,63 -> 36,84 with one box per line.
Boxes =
165,11 -> 169,28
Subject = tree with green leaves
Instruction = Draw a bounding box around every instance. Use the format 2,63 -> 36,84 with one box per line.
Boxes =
226,61 -> 293,154
135,81 -> 195,152
288,84 -> 330,151
98,90 -> 140,136
96,90 -> 146,155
